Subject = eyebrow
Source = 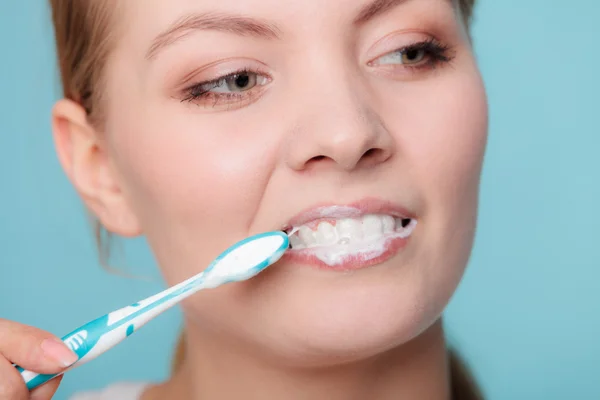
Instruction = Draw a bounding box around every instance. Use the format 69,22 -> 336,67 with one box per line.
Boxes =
147,0 -> 432,60
354,0 -> 412,25
146,13 -> 282,59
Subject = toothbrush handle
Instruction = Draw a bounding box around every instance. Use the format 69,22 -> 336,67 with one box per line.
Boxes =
18,314 -> 118,390
17,273 -> 206,391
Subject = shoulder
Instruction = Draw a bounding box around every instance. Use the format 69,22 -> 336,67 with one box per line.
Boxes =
69,382 -> 149,400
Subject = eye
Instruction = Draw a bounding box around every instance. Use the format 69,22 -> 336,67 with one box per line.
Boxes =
188,71 -> 268,98
377,48 -> 427,65
211,72 -> 262,93
370,38 -> 453,70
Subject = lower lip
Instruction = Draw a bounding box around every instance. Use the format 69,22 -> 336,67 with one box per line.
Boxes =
281,235 -> 410,271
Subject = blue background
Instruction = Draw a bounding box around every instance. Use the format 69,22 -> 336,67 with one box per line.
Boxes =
1,1 -> 598,399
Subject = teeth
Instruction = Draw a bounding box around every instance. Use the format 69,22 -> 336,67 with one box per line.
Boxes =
395,218 -> 403,230
289,233 -> 305,249
288,214 -> 416,250
315,222 -> 337,245
362,215 -> 383,239
382,215 -> 395,234
298,226 -> 317,247
337,218 -> 363,242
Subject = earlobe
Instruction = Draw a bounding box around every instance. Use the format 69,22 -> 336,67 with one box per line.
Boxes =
51,99 -> 142,237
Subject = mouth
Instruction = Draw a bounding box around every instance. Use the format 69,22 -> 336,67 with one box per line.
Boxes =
281,198 -> 418,271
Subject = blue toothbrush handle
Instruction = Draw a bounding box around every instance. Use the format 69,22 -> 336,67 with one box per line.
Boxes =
17,231 -> 289,391
18,315 -> 115,390
17,270 -> 208,390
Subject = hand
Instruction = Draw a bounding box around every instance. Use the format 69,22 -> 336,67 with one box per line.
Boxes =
0,319 -> 77,399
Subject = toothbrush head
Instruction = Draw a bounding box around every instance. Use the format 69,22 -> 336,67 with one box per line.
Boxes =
202,231 -> 289,286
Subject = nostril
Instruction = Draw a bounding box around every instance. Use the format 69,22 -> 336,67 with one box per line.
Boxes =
308,155 -> 327,163
361,148 -> 388,165
362,148 -> 379,159
302,155 -> 331,170
301,147 -> 390,171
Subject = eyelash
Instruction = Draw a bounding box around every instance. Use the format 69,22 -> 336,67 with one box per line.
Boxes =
181,38 -> 454,106
181,67 -> 265,106
389,37 -> 455,69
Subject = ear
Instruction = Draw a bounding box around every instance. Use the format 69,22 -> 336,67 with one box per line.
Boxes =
51,99 -> 142,237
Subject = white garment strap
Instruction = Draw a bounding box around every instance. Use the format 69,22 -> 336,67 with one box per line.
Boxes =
69,382 -> 149,400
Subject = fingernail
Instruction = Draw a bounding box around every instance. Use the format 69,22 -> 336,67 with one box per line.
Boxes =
41,339 -> 78,367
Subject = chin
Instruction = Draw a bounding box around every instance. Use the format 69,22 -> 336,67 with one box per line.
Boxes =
180,222 -> 470,369
243,260 -> 455,368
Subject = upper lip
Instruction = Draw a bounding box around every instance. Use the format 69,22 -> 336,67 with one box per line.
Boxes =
282,197 -> 416,230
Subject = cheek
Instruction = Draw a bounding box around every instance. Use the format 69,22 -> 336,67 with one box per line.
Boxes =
395,64 -> 488,218
106,107 -> 278,282
426,74 -> 488,231
381,63 -> 488,304
418,67 -> 488,298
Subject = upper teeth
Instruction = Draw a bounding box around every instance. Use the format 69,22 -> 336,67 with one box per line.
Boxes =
289,214 -> 416,250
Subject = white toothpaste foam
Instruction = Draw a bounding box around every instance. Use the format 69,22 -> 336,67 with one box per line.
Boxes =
290,217 -> 417,266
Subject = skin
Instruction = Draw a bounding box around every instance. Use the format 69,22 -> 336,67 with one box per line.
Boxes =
0,320 -> 72,400
38,0 -> 489,398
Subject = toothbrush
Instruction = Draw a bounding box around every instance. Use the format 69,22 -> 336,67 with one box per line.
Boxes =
16,231 -> 289,391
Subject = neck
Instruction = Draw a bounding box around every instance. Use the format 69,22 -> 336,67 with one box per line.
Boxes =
145,320 -> 451,400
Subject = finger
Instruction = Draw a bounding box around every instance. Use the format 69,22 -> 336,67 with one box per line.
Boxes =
0,352 -> 29,400
0,319 -> 78,374
30,375 -> 64,400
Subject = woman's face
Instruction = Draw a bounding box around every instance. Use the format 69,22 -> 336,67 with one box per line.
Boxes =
94,0 -> 487,365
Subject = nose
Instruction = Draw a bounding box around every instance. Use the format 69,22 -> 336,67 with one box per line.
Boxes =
284,77 -> 395,172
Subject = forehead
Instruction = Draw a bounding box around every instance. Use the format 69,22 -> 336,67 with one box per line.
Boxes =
121,0 -> 456,25
115,0 -> 458,55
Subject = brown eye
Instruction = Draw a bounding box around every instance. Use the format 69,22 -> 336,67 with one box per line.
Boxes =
222,73 -> 257,92
207,72 -> 269,94
370,37 -> 453,70
181,68 -> 271,106
376,48 -> 427,65
401,48 -> 426,64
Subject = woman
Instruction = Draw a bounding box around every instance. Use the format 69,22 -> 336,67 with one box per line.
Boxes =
0,0 -> 487,398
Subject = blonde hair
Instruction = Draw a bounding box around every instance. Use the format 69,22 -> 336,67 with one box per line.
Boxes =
48,1 -> 483,398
